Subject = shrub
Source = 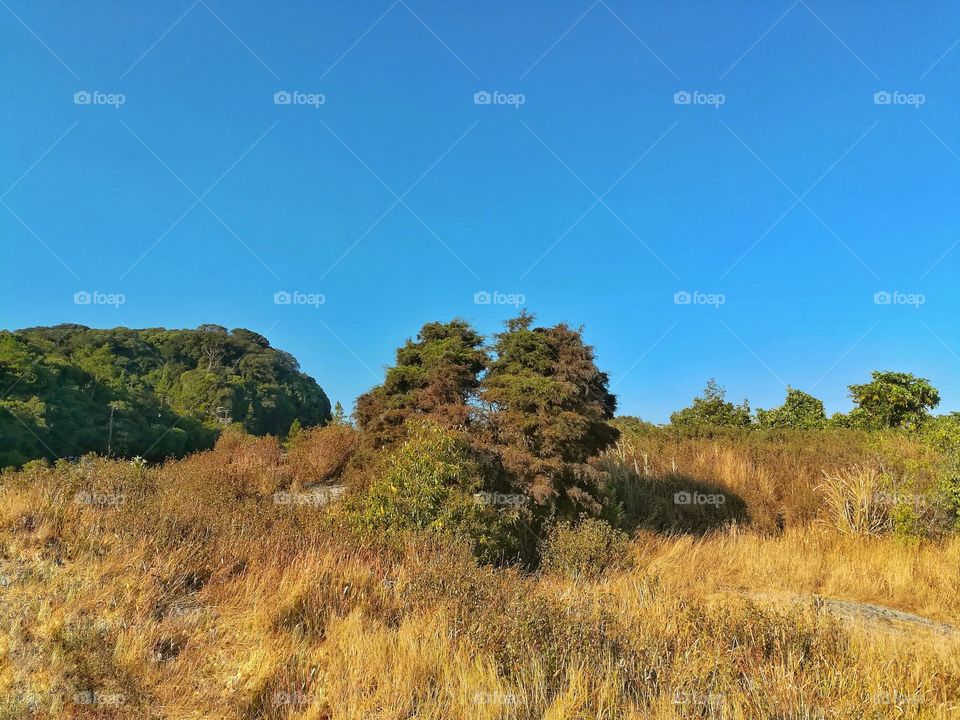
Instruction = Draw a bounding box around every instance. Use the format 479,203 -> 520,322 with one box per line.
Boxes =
540,518 -> 630,581
344,421 -> 529,564
198,428 -> 286,497
287,423 -> 360,486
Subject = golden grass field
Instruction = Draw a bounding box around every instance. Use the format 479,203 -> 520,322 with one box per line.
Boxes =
2,428 -> 959,719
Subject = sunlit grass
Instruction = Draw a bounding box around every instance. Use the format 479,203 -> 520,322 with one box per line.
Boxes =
2,429 -> 959,719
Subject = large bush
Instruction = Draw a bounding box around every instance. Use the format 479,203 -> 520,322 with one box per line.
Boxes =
345,422 -> 529,564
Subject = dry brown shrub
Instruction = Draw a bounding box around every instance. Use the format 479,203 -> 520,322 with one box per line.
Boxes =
287,423 -> 360,487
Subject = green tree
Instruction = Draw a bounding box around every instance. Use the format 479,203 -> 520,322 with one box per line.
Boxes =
331,401 -> 349,426
848,371 -> 940,429
0,324 -> 331,466
355,319 -> 488,448
670,379 -> 751,429
479,312 -> 619,518
756,387 -> 826,429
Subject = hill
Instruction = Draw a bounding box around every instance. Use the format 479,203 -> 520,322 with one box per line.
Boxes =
0,324 -> 331,466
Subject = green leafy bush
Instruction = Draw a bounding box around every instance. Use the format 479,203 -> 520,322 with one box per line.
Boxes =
345,421 -> 529,564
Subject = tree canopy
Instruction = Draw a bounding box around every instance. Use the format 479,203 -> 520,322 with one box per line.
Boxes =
355,319 -> 487,448
670,379 -> 751,429
844,371 -> 940,429
0,324 -> 331,466
756,388 -> 827,429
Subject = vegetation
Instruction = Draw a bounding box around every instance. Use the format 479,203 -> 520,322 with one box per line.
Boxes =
842,370 -> 941,429
756,387 -> 827,429
669,378 -> 751,429
0,324 -> 331,466
2,420 -> 959,718
2,316 -> 960,717
351,314 -> 620,554
479,312 -> 619,518
355,319 -> 487,449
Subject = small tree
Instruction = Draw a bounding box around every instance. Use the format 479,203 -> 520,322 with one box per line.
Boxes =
479,312 -> 620,518
756,388 -> 826,429
670,379 -> 751,429
331,401 -> 349,426
848,371 -> 940,429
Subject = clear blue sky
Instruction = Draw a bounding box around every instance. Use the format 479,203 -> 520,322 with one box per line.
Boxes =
2,1 -> 959,422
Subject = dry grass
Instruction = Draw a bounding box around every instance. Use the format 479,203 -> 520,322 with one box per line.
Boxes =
2,429 -> 959,719
818,465 -> 890,535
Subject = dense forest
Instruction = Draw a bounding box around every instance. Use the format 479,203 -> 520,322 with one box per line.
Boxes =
0,324 -> 331,466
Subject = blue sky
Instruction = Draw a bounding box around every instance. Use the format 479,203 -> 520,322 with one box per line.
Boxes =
2,1 -> 959,422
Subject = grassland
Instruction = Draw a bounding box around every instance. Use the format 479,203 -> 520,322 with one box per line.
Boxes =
2,427 -> 959,719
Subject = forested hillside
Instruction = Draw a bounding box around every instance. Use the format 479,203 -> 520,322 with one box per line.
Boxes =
0,324 -> 331,466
